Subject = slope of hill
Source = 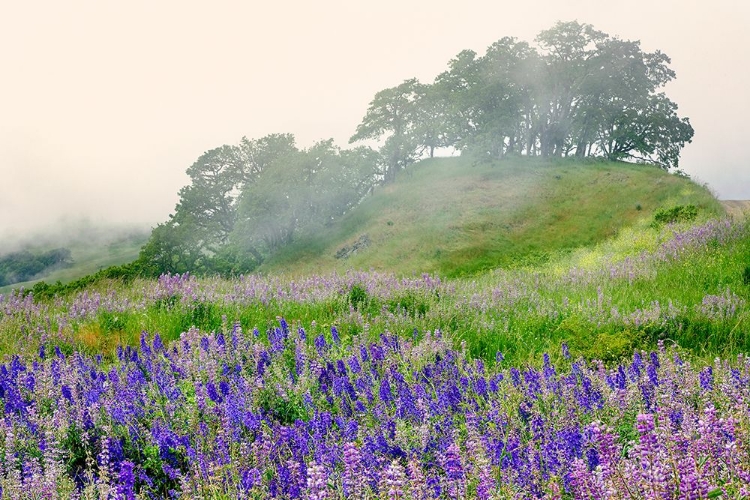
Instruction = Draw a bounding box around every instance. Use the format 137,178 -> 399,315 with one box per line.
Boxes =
721,200 -> 750,219
262,156 -> 723,277
0,228 -> 149,294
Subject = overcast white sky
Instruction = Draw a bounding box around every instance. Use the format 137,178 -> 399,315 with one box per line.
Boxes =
1,0 -> 749,238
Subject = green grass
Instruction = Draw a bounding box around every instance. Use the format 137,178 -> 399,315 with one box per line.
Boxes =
262,156 -> 721,277
5,217 -> 748,368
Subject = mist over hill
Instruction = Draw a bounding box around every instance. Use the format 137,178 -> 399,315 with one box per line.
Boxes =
0,219 -> 149,292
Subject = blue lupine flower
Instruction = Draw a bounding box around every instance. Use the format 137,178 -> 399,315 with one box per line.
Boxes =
699,366 -> 713,391
315,334 -> 327,353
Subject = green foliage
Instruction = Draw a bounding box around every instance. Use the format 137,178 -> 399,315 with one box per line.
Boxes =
348,283 -> 369,311
256,389 -> 308,425
29,260 -> 144,301
555,316 -> 646,363
187,302 -> 223,332
387,291 -> 430,318
652,204 -> 698,226
60,424 -> 96,484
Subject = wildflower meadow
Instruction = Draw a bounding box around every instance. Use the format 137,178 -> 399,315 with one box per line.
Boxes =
0,218 -> 749,498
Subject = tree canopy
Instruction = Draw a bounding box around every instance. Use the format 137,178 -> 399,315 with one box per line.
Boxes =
137,135 -> 379,276
351,21 -> 693,170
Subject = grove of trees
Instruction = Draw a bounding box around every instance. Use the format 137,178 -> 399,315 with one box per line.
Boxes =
136,21 -> 694,276
350,21 -> 694,181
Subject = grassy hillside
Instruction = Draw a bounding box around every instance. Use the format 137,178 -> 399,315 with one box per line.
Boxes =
0,229 -> 148,295
262,156 -> 722,277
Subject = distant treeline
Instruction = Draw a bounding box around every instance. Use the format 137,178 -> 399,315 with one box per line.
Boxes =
27,21 -> 697,291
0,248 -> 73,286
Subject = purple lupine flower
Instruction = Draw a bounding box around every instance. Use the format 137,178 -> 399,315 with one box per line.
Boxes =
206,382 -> 222,404
241,468 -> 262,492
219,380 -> 230,397
282,459 -> 303,498
699,366 -> 713,391
474,376 -> 488,398
270,327 -> 285,353
636,413 -> 670,497
476,465 -> 495,500
215,331 -> 225,348
257,350 -> 270,376
615,365 -> 627,390
336,359 -> 347,376
306,461 -> 328,500
379,377 -> 393,404
677,454 -> 707,500
489,373 -> 503,393
382,459 -> 406,499
117,461 -> 136,500
568,458 -> 605,498
348,355 -> 361,374
295,344 -> 307,376
442,442 -> 465,499
200,336 -> 210,352
649,351 -> 660,369
510,367 -> 521,386
140,331 -> 152,357
342,442 -> 364,499
407,457 -> 427,500
632,352 -> 644,378
523,368 -> 542,398
331,326 -> 340,344
640,383 -> 655,412
153,333 -> 165,351
231,321 -> 241,348
315,334 -> 327,354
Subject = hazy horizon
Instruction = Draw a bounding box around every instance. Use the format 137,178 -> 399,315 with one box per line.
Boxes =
2,0 -> 749,239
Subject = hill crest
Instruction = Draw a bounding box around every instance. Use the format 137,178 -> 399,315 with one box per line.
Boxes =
261,157 -> 722,278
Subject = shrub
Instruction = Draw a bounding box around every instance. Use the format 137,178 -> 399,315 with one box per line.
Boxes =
652,204 -> 698,226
